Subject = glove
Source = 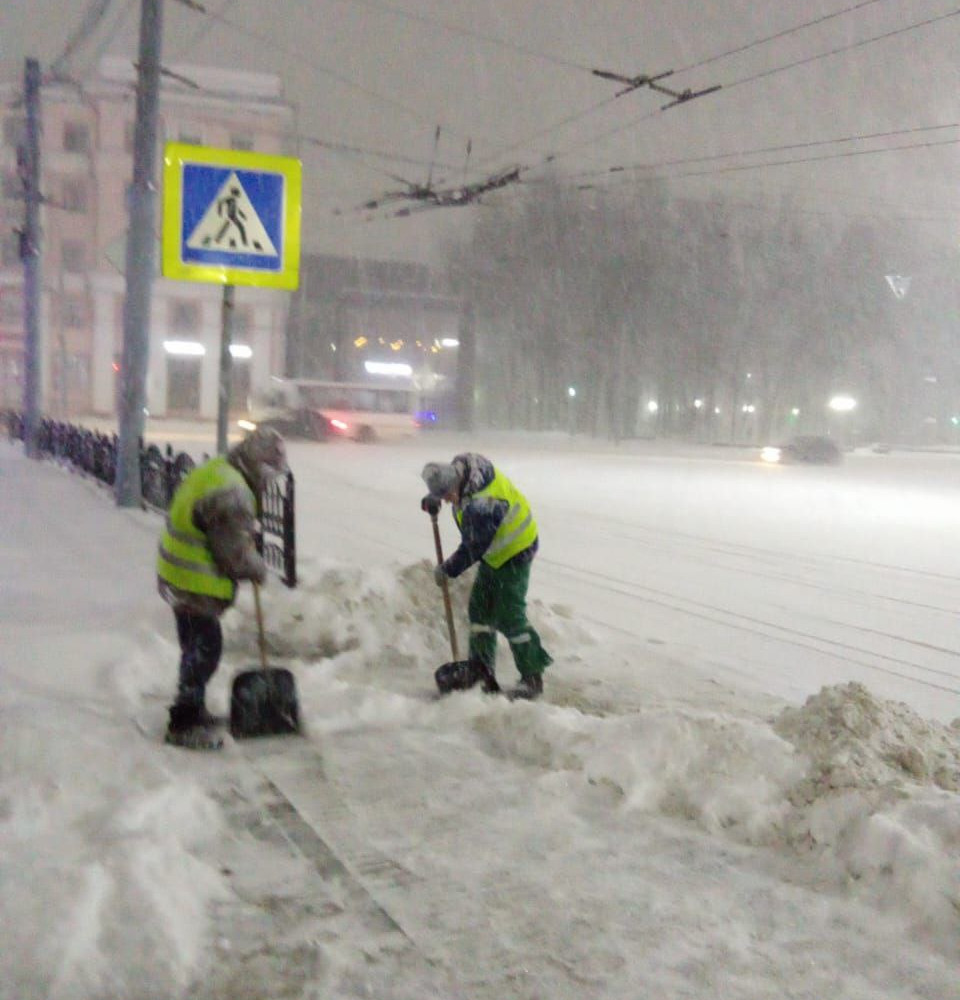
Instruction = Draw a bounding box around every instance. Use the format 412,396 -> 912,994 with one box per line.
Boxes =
433,564 -> 447,586
421,494 -> 441,516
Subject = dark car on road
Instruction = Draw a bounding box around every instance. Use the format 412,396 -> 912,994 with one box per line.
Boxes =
761,435 -> 842,465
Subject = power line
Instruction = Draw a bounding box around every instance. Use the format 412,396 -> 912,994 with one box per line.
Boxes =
169,0 -> 238,61
673,0 -> 891,75
297,133 -> 462,175
568,122 -> 959,182
468,1 -> 914,171
528,8 -> 960,175
171,0 -> 485,146
49,0 -> 115,77
333,125 -> 960,221
724,7 -> 960,93
339,0 -> 595,73
150,80 -> 474,181
72,0 -> 139,78
596,135 -> 960,187
172,0 -> 897,188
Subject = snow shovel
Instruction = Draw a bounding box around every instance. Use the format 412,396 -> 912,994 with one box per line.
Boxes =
229,582 -> 301,738
428,508 -> 500,695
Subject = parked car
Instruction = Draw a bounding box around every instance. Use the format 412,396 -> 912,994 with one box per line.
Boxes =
760,435 -> 842,465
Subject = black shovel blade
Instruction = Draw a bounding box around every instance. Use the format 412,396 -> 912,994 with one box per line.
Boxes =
435,660 -> 501,695
230,667 -> 300,738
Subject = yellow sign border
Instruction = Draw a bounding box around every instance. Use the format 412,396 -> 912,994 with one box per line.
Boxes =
161,142 -> 301,290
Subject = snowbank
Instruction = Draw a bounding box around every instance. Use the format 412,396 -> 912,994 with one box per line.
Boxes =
223,560 -> 960,958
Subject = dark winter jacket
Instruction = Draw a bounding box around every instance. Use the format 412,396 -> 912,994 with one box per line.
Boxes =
157,429 -> 286,617
441,452 -> 539,579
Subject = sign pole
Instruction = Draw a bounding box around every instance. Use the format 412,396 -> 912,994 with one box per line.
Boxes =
216,283 -> 234,455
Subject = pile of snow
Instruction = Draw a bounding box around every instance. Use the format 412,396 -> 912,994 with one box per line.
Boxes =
221,561 -> 960,957
774,681 -> 960,795
772,683 -> 960,948
222,558 -> 594,700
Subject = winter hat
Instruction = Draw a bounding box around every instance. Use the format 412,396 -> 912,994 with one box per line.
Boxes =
421,461 -> 459,497
231,427 -> 289,479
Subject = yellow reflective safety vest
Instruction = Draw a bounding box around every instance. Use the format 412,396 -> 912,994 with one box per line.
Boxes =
156,457 -> 254,601
455,468 -> 538,568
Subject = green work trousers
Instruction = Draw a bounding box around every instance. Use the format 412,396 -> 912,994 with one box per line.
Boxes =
467,558 -> 552,679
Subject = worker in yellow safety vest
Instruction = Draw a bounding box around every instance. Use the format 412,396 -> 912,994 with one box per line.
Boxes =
421,452 -> 552,700
157,427 -> 287,746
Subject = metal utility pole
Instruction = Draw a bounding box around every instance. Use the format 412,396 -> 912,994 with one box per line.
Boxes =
20,58 -> 42,458
115,0 -> 163,506
216,284 -> 235,455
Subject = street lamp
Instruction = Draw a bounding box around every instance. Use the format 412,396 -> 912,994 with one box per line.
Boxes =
828,394 -> 857,413
828,394 -> 857,449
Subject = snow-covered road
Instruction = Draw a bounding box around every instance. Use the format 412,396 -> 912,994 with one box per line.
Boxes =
285,431 -> 960,722
2,432 -> 958,1000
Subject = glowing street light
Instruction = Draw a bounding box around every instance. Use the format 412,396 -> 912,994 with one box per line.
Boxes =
828,394 -> 857,413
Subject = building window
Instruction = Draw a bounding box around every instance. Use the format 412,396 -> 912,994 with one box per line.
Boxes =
3,117 -> 26,148
63,122 -> 90,154
61,178 -> 88,213
1,233 -> 19,267
62,240 -> 85,273
62,294 -> 87,328
170,299 -> 201,332
230,134 -> 254,151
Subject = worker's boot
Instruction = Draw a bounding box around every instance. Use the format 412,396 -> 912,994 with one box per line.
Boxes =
507,673 -> 543,701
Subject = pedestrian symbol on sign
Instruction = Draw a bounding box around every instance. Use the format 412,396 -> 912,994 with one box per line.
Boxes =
163,142 -> 300,289
186,172 -> 278,257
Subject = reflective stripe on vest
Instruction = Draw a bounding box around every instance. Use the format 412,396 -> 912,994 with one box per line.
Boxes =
456,469 -> 538,569
156,457 -> 253,600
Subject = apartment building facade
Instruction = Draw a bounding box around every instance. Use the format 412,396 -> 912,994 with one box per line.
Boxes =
0,56 -> 294,419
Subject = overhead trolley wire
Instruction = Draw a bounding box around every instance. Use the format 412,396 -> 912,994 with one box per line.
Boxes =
599,135 -> 960,187
338,0 -> 596,73
470,0 -> 920,171
723,6 -> 960,92
170,0 -> 478,144
673,0 -> 891,75
533,8 -> 960,176
48,0 -> 116,77
569,122 -> 960,182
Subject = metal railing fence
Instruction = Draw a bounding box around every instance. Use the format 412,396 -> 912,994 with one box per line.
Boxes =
5,412 -> 296,587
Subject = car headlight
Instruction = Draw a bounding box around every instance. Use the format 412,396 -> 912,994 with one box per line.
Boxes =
237,418 -> 258,431
760,446 -> 782,463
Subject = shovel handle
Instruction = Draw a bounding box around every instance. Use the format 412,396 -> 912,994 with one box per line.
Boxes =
252,581 -> 268,671
430,513 -> 459,661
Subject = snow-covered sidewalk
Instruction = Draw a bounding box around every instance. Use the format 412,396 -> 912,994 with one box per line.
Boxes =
1,439 -> 958,1000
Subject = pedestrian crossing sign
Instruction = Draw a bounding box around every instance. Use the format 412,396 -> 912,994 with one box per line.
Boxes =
162,143 -> 301,289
